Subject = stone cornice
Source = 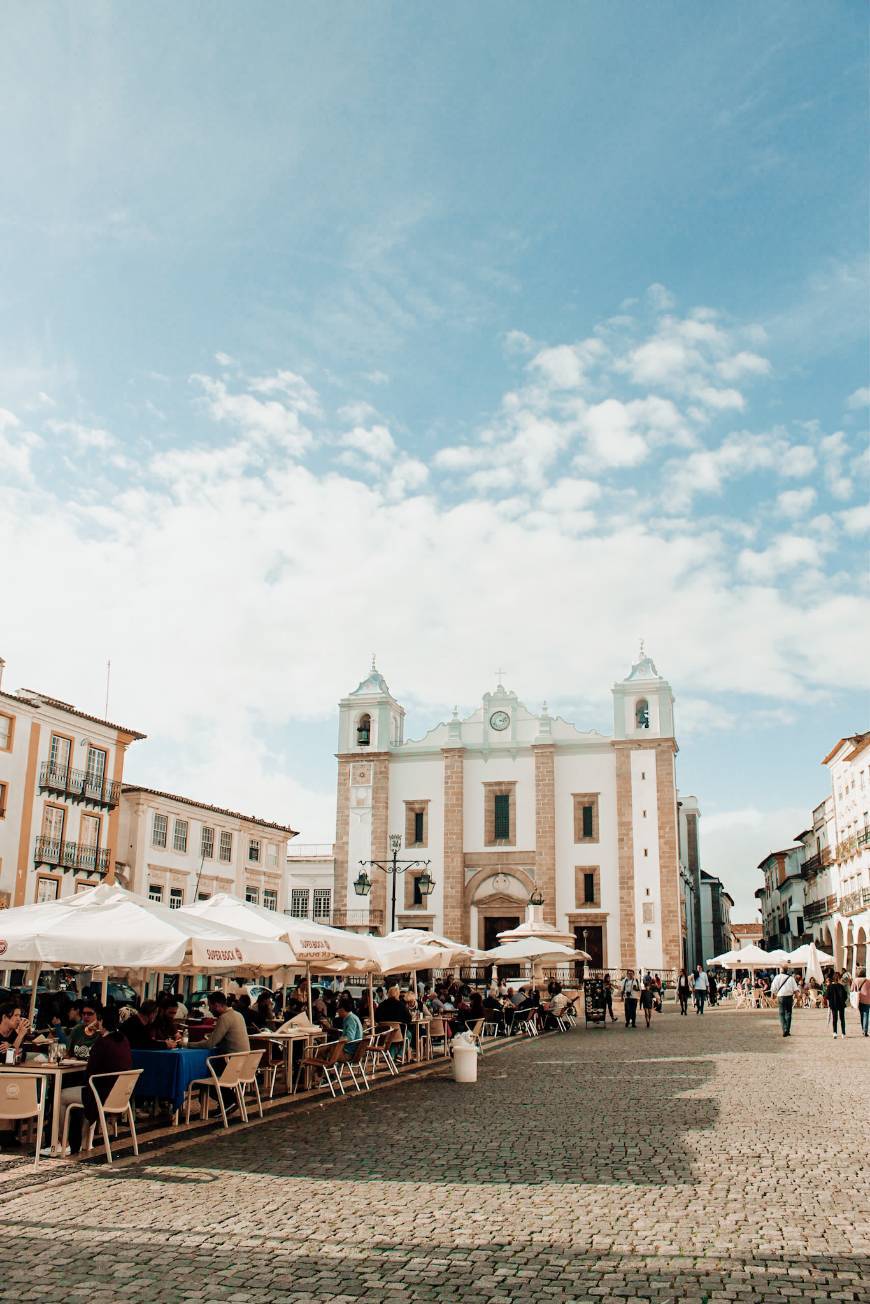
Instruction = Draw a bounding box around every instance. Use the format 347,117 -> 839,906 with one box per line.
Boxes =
611,737 -> 678,755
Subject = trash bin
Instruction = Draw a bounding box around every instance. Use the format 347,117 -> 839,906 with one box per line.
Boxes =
451,1033 -> 478,1084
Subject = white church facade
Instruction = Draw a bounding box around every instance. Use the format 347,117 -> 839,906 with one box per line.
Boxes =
331,652 -> 684,975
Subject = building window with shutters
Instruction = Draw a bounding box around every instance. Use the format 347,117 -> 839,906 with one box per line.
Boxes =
245,885 -> 259,905
263,888 -> 278,911
484,782 -> 516,847
169,888 -> 183,909
148,883 -> 164,903
404,801 -> 429,848
313,888 -> 331,921
36,876 -> 59,903
173,820 -> 189,853
201,826 -> 215,859
266,843 -> 278,867
152,813 -> 168,849
218,830 -> 233,862
574,866 -> 600,908
290,889 -> 309,918
573,794 -> 600,843
248,838 -> 261,864
0,781 -> 7,818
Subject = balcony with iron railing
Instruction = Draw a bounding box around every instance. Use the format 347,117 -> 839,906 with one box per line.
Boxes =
804,898 -> 832,922
329,908 -> 385,932
38,762 -> 121,811
801,847 -> 833,878
34,835 -> 111,875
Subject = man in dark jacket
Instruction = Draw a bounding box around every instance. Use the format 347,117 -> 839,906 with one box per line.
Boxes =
826,972 -> 848,1038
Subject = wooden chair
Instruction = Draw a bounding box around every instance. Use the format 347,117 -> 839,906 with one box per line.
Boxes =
428,1017 -> 449,1056
295,1039 -> 346,1097
364,1029 -> 399,1077
184,1052 -> 251,1128
0,1074 -> 46,1168
336,1036 -> 374,1092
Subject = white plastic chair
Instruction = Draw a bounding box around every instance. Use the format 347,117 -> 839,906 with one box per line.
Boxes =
237,1050 -> 265,1121
0,1074 -> 46,1167
61,1069 -> 143,1166
183,1052 -> 252,1129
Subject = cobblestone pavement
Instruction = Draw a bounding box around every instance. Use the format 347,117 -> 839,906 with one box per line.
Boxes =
1,1005 -> 867,1303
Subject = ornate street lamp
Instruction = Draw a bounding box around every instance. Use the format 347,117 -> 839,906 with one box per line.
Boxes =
356,834 -> 434,933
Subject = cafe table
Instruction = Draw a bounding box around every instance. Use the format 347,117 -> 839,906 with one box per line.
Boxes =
131,1047 -> 213,1120
0,1059 -> 86,1157
410,1015 -> 432,1061
250,1027 -> 325,1094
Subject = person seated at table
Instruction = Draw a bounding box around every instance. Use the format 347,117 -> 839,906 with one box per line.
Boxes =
332,993 -> 363,1050
403,990 -> 419,1018
255,992 -> 275,1026
376,985 -> 411,1028
0,1003 -> 30,1059
66,1001 -> 104,1059
235,994 -> 265,1033
152,998 -> 183,1045
462,990 -> 486,1030
124,1000 -> 174,1050
63,1006 -> 134,1156
188,991 -> 249,1055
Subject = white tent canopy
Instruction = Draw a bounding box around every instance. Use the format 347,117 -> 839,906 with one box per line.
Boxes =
783,942 -> 834,967
708,949 -> 741,966
484,938 -> 591,963
720,943 -> 782,969
385,927 -> 478,967
0,883 -> 292,972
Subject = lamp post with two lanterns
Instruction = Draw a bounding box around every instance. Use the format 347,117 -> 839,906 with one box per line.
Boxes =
353,833 -> 435,935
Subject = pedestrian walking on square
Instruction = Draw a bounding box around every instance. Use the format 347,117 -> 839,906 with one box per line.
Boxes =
692,965 -> 709,1014
621,971 -> 640,1028
826,972 -> 848,1038
852,970 -> 870,1037
639,976 -> 655,1028
603,974 -> 617,1022
707,971 -> 718,1006
770,966 -> 798,1036
676,968 -> 691,1016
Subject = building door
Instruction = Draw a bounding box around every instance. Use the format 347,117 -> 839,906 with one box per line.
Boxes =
575,925 -> 604,970
484,915 -> 521,978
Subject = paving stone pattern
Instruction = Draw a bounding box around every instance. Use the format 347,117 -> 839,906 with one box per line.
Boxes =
1,1005 -> 867,1303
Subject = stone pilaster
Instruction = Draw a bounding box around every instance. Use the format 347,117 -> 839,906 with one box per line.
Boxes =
332,759 -> 351,917
442,747 -> 466,942
370,754 -> 390,931
613,743 -> 636,970
655,742 -> 682,973
532,744 -> 557,925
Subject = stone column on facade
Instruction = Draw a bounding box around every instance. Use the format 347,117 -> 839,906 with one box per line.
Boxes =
369,755 -> 390,932
332,759 -> 351,919
105,735 -> 131,886
442,747 -> 466,942
13,719 -> 41,906
613,742 -> 637,970
655,741 -> 683,974
532,744 -> 557,925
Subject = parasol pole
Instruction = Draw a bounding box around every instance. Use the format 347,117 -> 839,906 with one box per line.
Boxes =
27,963 -> 39,1024
306,962 -> 313,1022
367,971 -> 375,1030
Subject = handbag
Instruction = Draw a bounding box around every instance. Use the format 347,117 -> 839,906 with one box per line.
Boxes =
849,991 -> 860,1011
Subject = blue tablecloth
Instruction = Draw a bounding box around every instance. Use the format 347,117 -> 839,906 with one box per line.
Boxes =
131,1048 -> 213,1110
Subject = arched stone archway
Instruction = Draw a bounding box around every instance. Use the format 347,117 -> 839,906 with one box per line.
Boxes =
834,920 -> 845,972
845,921 -> 855,975
854,926 -> 867,976
465,865 -> 535,952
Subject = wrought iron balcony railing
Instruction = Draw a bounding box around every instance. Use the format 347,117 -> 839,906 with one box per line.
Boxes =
38,762 -> 121,811
34,835 -> 111,875
803,899 -> 830,921
330,908 -> 385,931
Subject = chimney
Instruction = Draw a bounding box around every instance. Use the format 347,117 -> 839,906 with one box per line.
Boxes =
0,658 -> 5,691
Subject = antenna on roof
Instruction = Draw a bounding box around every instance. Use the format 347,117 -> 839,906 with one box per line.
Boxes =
104,659 -> 111,718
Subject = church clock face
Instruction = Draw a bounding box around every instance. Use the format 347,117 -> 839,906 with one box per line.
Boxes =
489,710 -> 510,731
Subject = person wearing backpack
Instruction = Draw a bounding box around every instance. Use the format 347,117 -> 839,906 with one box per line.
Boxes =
770,966 -> 799,1037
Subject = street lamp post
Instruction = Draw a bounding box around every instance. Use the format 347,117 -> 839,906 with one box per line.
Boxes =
353,833 -> 434,934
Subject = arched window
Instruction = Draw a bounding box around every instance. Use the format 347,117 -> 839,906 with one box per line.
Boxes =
356,713 -> 371,747
635,699 -> 649,729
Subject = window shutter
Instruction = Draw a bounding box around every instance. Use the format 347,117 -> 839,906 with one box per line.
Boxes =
582,804 -> 594,838
494,793 -> 510,840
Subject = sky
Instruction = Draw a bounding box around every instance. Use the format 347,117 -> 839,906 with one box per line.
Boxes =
1,2 -> 868,918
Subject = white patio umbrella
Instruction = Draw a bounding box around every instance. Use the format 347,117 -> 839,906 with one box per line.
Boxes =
708,949 -> 740,966
483,937 -> 591,990
496,917 -> 577,947
385,927 -> 477,967
0,883 -> 294,1020
784,941 -> 831,986
721,942 -> 784,1009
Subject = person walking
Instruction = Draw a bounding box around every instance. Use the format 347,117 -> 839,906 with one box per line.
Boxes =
707,971 -> 718,1007
852,970 -> 870,1037
826,972 -> 848,1038
621,971 -> 640,1028
676,969 -> 691,1016
692,965 -> 709,1014
639,977 -> 655,1028
770,966 -> 799,1037
603,974 -> 617,1023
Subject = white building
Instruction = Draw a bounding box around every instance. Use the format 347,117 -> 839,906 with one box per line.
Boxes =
285,843 -> 335,924
699,870 -> 733,963
755,847 -> 806,952
810,734 -> 870,973
118,787 -> 297,912
332,652 -> 685,974
0,673 -> 145,907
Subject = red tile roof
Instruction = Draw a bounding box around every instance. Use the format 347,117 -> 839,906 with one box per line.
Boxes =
1,688 -> 146,740
121,784 -> 298,836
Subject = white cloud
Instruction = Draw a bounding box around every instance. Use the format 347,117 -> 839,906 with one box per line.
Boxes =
737,535 -> 823,581
845,386 -> 869,411
46,419 -> 115,450
839,504 -> 870,535
191,373 -> 314,456
702,804 -> 810,917
646,283 -> 675,311
214,352 -> 236,367
716,351 -> 772,381
339,423 -> 397,464
776,487 -> 816,517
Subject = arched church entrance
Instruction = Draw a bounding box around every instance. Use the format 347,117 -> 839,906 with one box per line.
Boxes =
465,866 -> 535,973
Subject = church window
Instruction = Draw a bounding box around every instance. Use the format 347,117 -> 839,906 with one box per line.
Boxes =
573,794 -> 599,843
357,714 -> 371,747
635,699 -> 649,729
405,801 -> 429,848
574,866 -> 600,908
494,794 -> 510,839
584,872 -> 595,904
484,782 -> 516,846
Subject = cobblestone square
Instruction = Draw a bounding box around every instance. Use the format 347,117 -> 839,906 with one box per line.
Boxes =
1,1006 -> 867,1303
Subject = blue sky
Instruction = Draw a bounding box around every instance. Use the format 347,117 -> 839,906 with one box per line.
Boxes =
1,2 -> 868,916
